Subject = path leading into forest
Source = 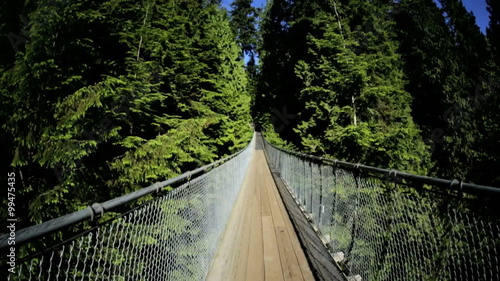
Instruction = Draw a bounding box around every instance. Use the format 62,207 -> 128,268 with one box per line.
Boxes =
206,146 -> 315,281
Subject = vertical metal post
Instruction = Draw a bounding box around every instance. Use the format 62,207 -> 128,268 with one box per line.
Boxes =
293,156 -> 299,197
288,154 -> 291,183
318,163 -> 323,227
303,158 -> 307,205
299,158 -> 303,202
331,165 -> 338,241
346,167 -> 362,261
309,161 -> 314,215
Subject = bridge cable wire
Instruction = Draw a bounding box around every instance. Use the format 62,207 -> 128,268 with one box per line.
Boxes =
2,134 -> 256,281
262,135 -> 500,281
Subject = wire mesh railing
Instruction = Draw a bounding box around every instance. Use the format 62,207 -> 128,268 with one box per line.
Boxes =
263,137 -> 500,281
1,134 -> 255,281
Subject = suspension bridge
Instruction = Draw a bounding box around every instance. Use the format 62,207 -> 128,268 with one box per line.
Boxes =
1,132 -> 499,280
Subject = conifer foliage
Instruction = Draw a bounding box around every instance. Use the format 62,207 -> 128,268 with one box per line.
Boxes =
258,0 -> 499,185
394,0 -> 499,185
0,0 -> 252,225
259,0 -> 430,173
487,0 -> 500,69
229,0 -> 259,59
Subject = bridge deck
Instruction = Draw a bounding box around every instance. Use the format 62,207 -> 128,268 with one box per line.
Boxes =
207,146 -> 315,281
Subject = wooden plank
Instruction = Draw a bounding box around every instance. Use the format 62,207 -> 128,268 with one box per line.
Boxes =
262,215 -> 285,281
260,166 -> 285,281
269,171 -> 316,281
270,163 -> 345,281
260,162 -> 273,217
264,159 -> 305,281
245,180 -> 265,280
234,184 -> 255,280
207,154 -> 255,281
207,148 -> 315,281
227,181 -> 253,280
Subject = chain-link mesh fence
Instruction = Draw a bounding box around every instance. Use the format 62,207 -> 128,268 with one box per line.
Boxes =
3,135 -> 254,281
263,138 -> 500,281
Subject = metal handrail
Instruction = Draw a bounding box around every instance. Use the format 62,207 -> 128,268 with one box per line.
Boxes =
261,136 -> 500,196
0,135 -> 254,250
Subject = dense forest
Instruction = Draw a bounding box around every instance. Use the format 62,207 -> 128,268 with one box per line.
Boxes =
255,0 -> 500,186
1,0 -> 499,230
0,0 -> 253,228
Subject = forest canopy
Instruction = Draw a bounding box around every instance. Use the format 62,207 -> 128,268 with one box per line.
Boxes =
0,0 -> 253,226
256,0 -> 500,186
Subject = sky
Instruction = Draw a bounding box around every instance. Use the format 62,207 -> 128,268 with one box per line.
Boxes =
221,0 -> 491,33
452,0 -> 489,33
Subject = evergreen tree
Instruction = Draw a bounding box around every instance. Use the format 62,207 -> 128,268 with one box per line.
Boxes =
258,0 -> 429,173
228,0 -> 260,129
229,0 -> 258,59
487,0 -> 500,69
393,0 -> 462,178
393,0 -> 454,133
1,0 -> 129,223
433,0 -> 495,183
482,0 -> 500,185
257,0 -> 308,142
0,0 -> 251,227
393,0 -> 498,184
299,0 -> 429,172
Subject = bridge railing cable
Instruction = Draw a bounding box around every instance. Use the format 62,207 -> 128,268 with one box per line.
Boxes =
1,134 -> 255,281
262,136 -> 500,281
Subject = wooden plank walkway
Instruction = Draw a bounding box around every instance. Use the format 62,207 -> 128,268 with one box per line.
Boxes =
206,148 -> 315,281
